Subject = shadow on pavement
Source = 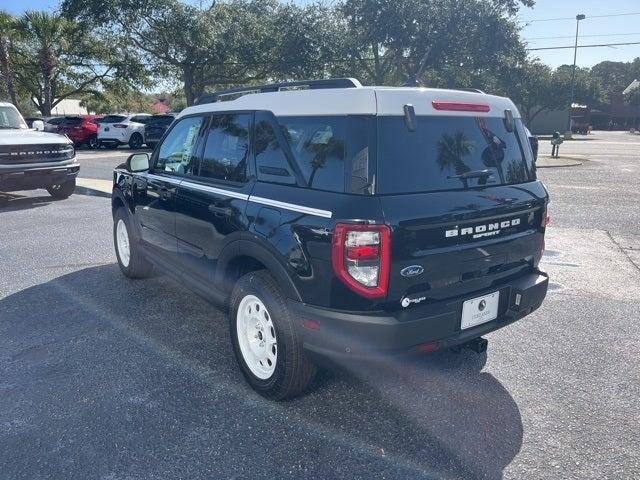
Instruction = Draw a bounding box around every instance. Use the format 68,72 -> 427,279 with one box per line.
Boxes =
0,265 -> 523,479
0,192 -> 55,213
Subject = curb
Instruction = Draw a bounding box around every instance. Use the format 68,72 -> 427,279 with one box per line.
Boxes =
75,178 -> 113,197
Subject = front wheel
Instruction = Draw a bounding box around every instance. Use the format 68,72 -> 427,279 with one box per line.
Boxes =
230,270 -> 316,400
47,177 -> 75,199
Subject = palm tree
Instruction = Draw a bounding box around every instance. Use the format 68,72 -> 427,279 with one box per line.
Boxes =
0,11 -> 19,106
436,131 -> 474,188
17,11 -> 71,115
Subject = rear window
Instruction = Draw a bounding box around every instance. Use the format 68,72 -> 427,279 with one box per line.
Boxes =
377,116 -> 535,194
100,115 -> 126,124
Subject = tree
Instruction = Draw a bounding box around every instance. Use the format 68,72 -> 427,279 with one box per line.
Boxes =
590,58 -> 640,97
335,0 -> 530,86
506,61 -> 604,125
62,0 -> 341,106
0,11 -> 19,106
10,10 -> 145,115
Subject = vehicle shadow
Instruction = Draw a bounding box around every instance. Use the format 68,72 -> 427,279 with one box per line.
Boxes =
0,192 -> 54,212
0,265 -> 522,480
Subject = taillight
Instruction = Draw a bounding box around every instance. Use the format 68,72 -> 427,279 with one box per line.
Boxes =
113,124 -> 127,129
332,223 -> 391,298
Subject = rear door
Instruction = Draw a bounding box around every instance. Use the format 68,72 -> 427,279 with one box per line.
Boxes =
376,114 -> 547,305
174,112 -> 253,283
134,115 -> 205,261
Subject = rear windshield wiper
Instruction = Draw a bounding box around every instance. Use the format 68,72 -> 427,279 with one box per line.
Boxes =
447,169 -> 494,180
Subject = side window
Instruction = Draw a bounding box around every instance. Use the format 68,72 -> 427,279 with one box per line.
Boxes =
199,113 -> 250,183
254,112 -> 296,185
277,116 -> 346,192
131,115 -> 150,124
155,116 -> 203,175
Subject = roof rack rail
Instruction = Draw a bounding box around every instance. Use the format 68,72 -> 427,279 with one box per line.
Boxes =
195,78 -> 362,105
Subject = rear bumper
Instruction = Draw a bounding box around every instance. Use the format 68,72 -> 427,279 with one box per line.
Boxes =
0,159 -> 79,191
291,270 -> 548,363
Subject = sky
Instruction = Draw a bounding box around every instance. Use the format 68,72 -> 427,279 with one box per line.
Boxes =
2,0 -> 639,69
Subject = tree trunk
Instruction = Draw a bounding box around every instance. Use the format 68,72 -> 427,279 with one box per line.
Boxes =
0,35 -> 18,106
183,66 -> 196,106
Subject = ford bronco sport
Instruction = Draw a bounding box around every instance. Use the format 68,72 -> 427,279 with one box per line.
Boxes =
111,79 -> 549,400
0,102 -> 78,198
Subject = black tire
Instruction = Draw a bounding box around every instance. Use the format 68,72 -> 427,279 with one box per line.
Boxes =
87,134 -> 99,149
146,141 -> 157,150
113,207 -> 153,278
230,270 -> 316,400
129,132 -> 143,150
46,177 -> 75,199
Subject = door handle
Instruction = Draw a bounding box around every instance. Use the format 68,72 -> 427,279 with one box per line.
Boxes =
208,204 -> 233,216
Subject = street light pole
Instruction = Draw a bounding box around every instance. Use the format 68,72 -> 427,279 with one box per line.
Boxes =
567,14 -> 586,135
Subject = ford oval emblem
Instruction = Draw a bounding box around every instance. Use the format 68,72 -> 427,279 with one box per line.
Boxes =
401,265 -> 424,277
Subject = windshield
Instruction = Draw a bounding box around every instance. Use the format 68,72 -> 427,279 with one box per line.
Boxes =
377,116 -> 535,194
0,105 -> 27,129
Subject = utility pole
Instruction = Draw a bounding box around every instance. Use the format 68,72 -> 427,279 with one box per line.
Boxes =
567,14 -> 586,137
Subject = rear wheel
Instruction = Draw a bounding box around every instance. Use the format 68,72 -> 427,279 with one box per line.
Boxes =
46,177 -> 75,199
113,207 -> 153,278
129,133 -> 143,150
230,270 -> 316,400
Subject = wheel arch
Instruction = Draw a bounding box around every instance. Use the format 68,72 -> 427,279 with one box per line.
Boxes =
217,239 -> 302,302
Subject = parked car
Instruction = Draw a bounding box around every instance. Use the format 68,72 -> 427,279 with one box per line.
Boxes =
24,117 -> 44,129
43,116 -> 66,133
56,115 -> 103,149
524,126 -> 539,160
111,78 -> 549,400
98,113 -> 152,149
0,102 -> 78,198
144,113 -> 176,150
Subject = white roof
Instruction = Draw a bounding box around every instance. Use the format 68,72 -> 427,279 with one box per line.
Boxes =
623,79 -> 639,95
179,86 -> 521,119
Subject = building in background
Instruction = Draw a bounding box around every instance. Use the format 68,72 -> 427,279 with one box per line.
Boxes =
47,99 -> 89,115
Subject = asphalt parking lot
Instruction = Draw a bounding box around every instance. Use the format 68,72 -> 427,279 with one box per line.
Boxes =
1,132 -> 639,479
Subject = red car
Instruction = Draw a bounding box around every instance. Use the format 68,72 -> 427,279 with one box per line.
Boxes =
56,115 -> 103,149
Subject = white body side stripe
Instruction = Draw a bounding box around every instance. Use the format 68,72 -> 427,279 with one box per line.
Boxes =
140,173 -> 332,218
248,195 -> 332,218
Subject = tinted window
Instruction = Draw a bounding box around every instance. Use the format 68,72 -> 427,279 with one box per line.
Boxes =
155,116 -> 203,175
278,116 -> 346,192
130,115 -> 151,124
100,115 -> 126,124
147,115 -> 175,126
199,114 -> 250,183
255,112 -> 296,185
61,117 -> 83,126
377,116 -> 535,194
47,117 -> 66,125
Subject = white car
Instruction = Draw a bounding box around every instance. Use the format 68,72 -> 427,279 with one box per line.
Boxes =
97,113 -> 152,149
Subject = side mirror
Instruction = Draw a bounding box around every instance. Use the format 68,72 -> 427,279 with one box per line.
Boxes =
32,120 -> 45,131
126,153 -> 149,172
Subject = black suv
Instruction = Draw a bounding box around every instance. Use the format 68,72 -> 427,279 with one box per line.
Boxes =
111,79 -> 549,400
